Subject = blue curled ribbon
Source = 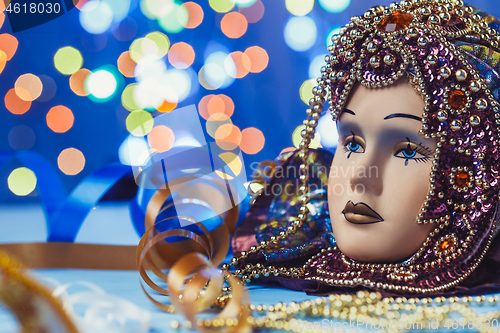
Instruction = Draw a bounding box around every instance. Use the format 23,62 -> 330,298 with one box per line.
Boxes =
0,151 -> 132,242
47,163 -> 132,242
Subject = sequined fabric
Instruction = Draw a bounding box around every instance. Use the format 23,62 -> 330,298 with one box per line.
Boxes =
232,149 -> 333,264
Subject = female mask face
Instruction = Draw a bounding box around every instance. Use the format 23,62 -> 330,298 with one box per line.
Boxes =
328,81 -> 437,263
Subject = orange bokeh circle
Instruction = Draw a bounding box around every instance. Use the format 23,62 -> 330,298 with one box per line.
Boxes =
46,105 -> 74,133
181,2 -> 204,29
5,88 -> 31,115
240,127 -> 265,154
220,12 -> 248,39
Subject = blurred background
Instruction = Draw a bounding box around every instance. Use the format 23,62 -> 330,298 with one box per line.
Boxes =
0,0 -> 498,205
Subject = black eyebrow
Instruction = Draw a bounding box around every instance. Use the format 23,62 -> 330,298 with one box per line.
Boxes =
384,113 -> 422,121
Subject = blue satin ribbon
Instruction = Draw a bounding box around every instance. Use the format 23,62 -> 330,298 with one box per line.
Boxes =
0,151 -> 132,242
47,163 -> 132,242
0,151 -> 66,235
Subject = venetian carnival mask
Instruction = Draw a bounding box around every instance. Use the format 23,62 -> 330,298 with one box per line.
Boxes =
232,0 -> 500,294
316,0 -> 500,293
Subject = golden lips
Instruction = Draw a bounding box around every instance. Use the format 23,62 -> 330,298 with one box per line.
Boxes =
342,201 -> 384,224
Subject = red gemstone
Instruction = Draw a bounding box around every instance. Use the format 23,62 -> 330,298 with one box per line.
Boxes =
456,171 -> 469,187
440,240 -> 450,251
448,89 -> 466,109
378,11 -> 414,33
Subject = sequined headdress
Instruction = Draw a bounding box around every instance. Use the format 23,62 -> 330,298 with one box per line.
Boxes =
232,0 -> 500,294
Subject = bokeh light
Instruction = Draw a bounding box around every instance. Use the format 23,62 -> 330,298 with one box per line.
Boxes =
198,94 -> 214,120
292,125 -> 321,149
119,135 -> 151,166
75,0 -> 92,10
85,69 -> 117,100
121,83 -> 141,111
0,33 -> 18,60
14,74 -> 43,101
233,0 -> 257,7
8,167 -> 37,196
79,0 -> 114,34
326,26 -> 341,47
130,38 -> 154,62
168,42 -> 195,69
156,99 -> 177,113
126,110 -> 154,136
199,65 -> 222,90
46,106 -> 74,133
5,88 -> 31,115
216,152 -> 242,180
58,148 -> 86,176
309,54 -> 326,80
238,0 -> 264,23
162,68 -> 191,102
133,78 -> 167,109
70,69 -> 91,96
221,12 -> 248,39
285,0 -> 314,16
209,0 -> 234,13
135,56 -> 166,82
111,16 -> 138,42
225,51 -> 251,78
147,125 -> 175,153
244,46 -> 268,73
8,125 -> 36,150
130,32 -> 170,62
240,127 -> 265,154
203,51 -> 235,89
198,67 -> 215,90
103,0 -> 131,22
158,1 -> 188,34
299,79 -> 315,105
208,95 -> 226,117
199,94 -> 235,120
219,94 -> 235,118
0,50 -> 6,74
139,0 -> 168,19
37,75 -> 57,102
181,2 -> 203,29
215,123 -> 242,150
317,113 -> 338,148
54,47 -> 83,75
206,113 -> 232,138
284,16 -> 317,51
145,31 -> 170,58
319,0 -> 351,13
117,51 -> 137,78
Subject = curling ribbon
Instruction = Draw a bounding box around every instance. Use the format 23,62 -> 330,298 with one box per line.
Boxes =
135,156 -> 250,331
0,250 -> 78,333
137,216 -> 251,333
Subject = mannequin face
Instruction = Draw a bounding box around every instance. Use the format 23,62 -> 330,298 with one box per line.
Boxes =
328,81 -> 437,263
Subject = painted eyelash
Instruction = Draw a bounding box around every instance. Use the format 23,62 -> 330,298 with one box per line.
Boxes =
399,138 -> 433,166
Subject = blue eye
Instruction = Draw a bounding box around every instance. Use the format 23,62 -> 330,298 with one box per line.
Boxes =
402,149 -> 416,158
348,142 -> 360,152
393,139 -> 433,166
342,133 -> 365,158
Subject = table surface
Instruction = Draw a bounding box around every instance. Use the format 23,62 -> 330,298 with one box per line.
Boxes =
1,203 -> 500,333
